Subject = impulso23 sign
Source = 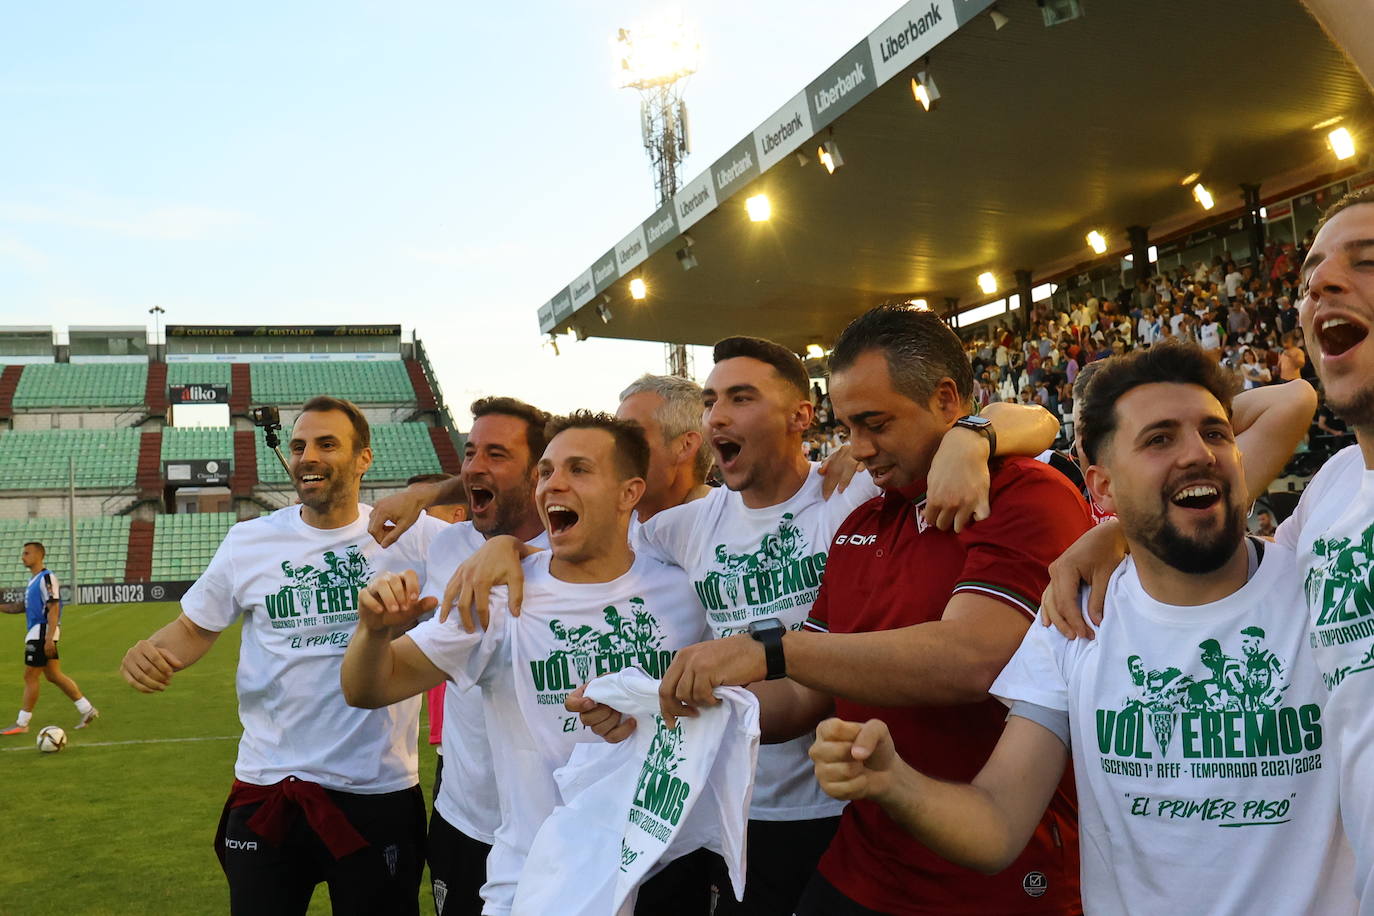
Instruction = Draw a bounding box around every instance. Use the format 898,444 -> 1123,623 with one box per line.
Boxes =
76,581 -> 193,605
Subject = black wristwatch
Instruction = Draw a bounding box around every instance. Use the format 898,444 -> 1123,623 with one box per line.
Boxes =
953,414 -> 997,458
747,618 -> 787,680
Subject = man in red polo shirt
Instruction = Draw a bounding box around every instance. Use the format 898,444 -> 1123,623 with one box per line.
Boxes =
650,305 -> 1091,914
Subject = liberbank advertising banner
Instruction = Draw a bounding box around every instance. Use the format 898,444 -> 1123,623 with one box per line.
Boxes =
538,0 -> 994,335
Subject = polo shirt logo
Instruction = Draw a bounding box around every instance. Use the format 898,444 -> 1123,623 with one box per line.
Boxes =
835,534 -> 877,546
914,498 -> 930,534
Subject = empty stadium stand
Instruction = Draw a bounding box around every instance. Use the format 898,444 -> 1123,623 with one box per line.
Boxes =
151,513 -> 238,580
250,361 -> 414,405
0,517 -> 132,589
166,362 -> 233,388
0,429 -> 142,489
255,422 -> 441,484
11,363 -> 147,409
161,427 -> 235,462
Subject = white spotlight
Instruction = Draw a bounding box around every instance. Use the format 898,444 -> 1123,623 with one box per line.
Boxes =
1086,230 -> 1108,255
630,277 -> 648,300
977,272 -> 998,295
1192,183 -> 1214,210
1329,127 -> 1357,161
817,140 -> 844,174
911,68 -> 940,112
745,194 -> 772,222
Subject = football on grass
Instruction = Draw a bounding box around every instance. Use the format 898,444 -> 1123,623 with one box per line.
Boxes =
37,726 -> 67,753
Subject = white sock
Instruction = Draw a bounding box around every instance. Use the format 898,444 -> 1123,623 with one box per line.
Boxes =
16,709 -> 32,727
74,697 -> 93,715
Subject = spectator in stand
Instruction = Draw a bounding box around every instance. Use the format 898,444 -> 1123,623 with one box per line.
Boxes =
1279,331 -> 1307,381
1238,347 -> 1272,390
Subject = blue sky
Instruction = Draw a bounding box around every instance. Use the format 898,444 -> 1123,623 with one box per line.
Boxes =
0,1 -> 895,424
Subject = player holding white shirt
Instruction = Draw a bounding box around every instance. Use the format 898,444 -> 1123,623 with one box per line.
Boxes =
342,412 -> 709,916
460,338 -> 1058,915
810,345 -> 1355,915
120,397 -> 436,916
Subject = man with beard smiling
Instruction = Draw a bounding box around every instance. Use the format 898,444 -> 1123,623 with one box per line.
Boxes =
119,397 -> 437,916
415,397 -> 550,916
809,342 -> 1354,914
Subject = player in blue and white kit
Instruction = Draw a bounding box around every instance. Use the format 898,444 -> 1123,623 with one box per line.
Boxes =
1,540 -> 98,734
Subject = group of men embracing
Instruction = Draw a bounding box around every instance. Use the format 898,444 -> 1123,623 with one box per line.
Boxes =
121,187 -> 1374,915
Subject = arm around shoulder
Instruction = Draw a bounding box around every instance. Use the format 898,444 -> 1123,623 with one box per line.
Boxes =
1232,379 -> 1317,502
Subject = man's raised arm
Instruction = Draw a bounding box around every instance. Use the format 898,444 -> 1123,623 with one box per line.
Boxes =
810,715 -> 1067,875
340,569 -> 446,708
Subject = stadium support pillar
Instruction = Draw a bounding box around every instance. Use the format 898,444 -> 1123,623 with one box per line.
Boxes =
1014,269 -> 1034,335
1127,226 -> 1152,284
1241,184 -> 1266,266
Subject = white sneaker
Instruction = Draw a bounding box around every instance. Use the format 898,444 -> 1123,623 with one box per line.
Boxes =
75,707 -> 99,729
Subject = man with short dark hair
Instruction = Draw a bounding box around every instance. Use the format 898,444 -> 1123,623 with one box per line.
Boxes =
119,397 -> 437,915
632,307 -> 1083,914
811,341 -> 1354,914
1,540 -> 98,734
341,412 -> 708,915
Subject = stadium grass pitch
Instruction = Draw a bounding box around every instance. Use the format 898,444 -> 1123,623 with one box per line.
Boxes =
0,601 -> 440,915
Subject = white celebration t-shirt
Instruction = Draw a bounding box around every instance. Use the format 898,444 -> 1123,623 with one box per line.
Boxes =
421,521 -> 549,844
636,465 -> 878,821
182,504 -> 434,793
992,545 -> 1354,915
1278,443 -> 1374,907
408,550 -> 709,916
515,668 -> 758,916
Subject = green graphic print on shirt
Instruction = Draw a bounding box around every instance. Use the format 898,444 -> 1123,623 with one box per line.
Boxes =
264,546 -> 373,634
1097,627 -> 1324,828
626,715 -> 691,852
529,598 -> 676,701
1306,525 -> 1374,690
691,513 -> 827,633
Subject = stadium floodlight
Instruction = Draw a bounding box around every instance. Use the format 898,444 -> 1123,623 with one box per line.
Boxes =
629,277 -> 648,300
817,140 -> 844,175
745,194 -> 772,222
908,298 -> 929,310
911,62 -> 940,112
805,343 -> 826,360
1086,230 -> 1108,255
989,5 -> 1010,29
1179,171 -> 1200,187
571,325 -> 589,342
1328,126 -> 1357,161
617,20 -> 699,90
546,334 -> 561,357
1192,183 -> 1215,210
596,297 -> 613,324
977,272 -> 998,295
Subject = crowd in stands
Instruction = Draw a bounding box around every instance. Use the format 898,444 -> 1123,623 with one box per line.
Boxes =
805,234 -> 1359,467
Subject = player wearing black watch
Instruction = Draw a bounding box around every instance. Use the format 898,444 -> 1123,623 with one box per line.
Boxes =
748,618 -> 787,680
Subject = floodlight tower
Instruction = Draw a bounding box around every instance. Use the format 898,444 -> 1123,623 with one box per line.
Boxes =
616,20 -> 698,378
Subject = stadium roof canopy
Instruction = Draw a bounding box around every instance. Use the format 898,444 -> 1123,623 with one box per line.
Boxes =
536,0 -> 1374,352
